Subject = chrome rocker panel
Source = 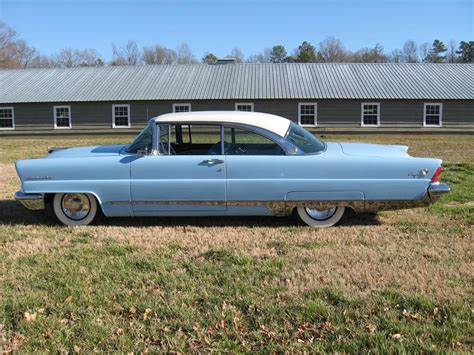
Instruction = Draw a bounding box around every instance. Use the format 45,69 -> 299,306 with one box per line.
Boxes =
14,182 -> 450,215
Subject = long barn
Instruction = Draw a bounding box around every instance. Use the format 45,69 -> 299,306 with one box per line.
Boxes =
0,63 -> 473,134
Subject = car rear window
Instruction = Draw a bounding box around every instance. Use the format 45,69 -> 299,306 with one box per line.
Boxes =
286,123 -> 326,154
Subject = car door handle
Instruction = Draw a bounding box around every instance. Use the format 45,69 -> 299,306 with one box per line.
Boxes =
201,159 -> 224,165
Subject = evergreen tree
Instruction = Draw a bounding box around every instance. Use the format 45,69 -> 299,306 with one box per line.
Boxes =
269,45 -> 287,63
202,52 -> 218,64
424,40 -> 447,63
296,41 -> 318,62
456,41 -> 473,63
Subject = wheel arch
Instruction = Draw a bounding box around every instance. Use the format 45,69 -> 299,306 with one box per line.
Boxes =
44,191 -> 105,214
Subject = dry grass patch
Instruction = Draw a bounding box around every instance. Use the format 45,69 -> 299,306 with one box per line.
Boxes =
0,134 -> 473,352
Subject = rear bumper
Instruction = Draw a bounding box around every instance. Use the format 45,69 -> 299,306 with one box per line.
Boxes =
427,182 -> 451,202
14,191 -> 45,210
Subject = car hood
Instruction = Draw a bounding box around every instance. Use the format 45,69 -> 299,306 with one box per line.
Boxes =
340,142 -> 410,158
46,144 -> 128,158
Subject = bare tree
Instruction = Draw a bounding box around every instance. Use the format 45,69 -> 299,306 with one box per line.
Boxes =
0,21 -> 40,68
51,48 -> 103,67
53,48 -> 76,67
352,44 -> 387,63
388,49 -> 403,63
246,48 -> 271,63
402,40 -> 419,63
227,47 -> 244,63
0,21 -> 17,67
176,43 -> 197,64
125,40 -> 139,65
447,39 -> 458,63
111,40 -> 140,65
318,36 -> 348,62
28,54 -> 55,68
14,40 -> 37,67
143,45 -> 177,64
418,42 -> 430,63
0,21 -> 15,49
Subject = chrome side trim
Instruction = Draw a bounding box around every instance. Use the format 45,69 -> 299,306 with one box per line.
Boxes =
363,195 -> 432,212
14,191 -> 45,210
113,193 -> 438,216
114,199 -> 418,216
428,182 -> 450,202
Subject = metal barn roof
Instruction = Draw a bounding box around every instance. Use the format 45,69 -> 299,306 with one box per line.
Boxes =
1,63 -> 472,104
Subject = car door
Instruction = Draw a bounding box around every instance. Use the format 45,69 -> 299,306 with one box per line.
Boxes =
223,126 -> 290,203
130,124 -> 226,214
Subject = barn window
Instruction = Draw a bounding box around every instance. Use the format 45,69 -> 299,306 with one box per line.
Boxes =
173,103 -> 191,113
423,103 -> 442,127
298,103 -> 317,126
235,103 -> 254,112
0,107 -> 14,130
112,104 -> 131,128
361,103 -> 380,127
54,106 -> 71,128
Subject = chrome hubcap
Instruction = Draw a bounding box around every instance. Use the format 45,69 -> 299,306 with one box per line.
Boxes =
62,193 -> 90,220
305,206 -> 337,221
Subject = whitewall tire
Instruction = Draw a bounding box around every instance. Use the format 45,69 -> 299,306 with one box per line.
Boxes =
296,206 -> 345,228
53,193 -> 97,226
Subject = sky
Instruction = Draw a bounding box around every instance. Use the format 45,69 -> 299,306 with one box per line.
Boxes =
1,0 -> 472,61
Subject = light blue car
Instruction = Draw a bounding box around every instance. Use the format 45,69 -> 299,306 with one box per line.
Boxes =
15,111 -> 450,227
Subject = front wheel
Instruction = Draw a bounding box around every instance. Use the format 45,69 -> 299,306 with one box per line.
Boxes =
53,193 -> 98,226
295,206 -> 345,228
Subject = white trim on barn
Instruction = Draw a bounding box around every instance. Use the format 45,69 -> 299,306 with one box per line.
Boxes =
112,104 -> 131,128
53,105 -> 72,129
172,103 -> 192,113
423,103 -> 443,127
235,103 -> 254,112
298,103 -> 317,127
361,102 -> 381,127
0,107 -> 15,130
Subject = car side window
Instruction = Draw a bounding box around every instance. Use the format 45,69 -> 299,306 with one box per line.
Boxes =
158,124 -> 222,155
224,127 -> 285,155
127,124 -> 153,154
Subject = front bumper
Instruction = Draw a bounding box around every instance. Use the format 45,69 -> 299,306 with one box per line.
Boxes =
14,191 -> 45,210
427,182 -> 451,202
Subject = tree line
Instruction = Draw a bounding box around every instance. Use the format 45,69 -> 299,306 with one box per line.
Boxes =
0,21 -> 472,69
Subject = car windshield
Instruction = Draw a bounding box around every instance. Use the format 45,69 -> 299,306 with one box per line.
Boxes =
285,123 -> 326,154
127,124 -> 152,153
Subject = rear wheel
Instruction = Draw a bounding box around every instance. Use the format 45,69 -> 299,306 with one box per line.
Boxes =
53,193 -> 97,226
296,206 -> 345,228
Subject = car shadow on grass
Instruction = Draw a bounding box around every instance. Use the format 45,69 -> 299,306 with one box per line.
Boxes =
0,200 -> 381,228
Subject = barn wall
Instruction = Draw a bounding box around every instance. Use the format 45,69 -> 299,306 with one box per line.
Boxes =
2,99 -> 473,132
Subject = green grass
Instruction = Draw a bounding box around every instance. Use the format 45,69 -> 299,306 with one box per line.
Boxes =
1,134 -> 472,352
427,163 -> 474,223
2,241 -> 472,352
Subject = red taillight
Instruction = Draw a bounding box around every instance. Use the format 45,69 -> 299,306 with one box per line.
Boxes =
431,166 -> 443,182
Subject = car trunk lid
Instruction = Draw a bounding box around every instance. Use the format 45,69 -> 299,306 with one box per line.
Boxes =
340,142 -> 410,158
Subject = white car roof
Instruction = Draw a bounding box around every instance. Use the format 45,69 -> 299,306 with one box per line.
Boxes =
152,111 -> 291,137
